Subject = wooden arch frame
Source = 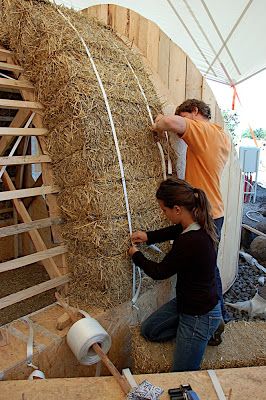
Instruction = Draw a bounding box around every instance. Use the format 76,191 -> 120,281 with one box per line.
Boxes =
0,47 -> 69,311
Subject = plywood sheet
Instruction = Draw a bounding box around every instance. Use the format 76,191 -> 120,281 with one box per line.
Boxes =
0,367 -> 265,400
185,58 -> 202,99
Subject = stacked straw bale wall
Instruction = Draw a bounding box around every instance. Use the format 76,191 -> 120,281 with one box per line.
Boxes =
82,4 -> 243,295
0,0 -> 172,309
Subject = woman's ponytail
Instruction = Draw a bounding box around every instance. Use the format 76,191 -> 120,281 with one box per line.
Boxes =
193,188 -> 218,246
156,178 -> 218,247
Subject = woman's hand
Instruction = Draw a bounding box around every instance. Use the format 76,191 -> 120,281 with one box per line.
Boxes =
128,245 -> 139,257
131,231 -> 148,244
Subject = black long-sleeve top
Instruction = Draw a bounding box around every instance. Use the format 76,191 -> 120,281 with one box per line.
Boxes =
132,225 -> 218,315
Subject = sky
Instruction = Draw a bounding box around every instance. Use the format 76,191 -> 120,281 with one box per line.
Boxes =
208,69 -> 266,131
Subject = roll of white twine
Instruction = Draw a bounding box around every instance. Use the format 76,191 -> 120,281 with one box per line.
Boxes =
67,316 -> 111,365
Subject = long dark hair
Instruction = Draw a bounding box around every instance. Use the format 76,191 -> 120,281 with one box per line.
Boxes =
156,178 -> 218,246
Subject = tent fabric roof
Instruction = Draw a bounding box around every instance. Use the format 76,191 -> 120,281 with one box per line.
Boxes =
54,0 -> 266,86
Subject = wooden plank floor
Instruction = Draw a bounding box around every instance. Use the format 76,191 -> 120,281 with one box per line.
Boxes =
0,366 -> 265,399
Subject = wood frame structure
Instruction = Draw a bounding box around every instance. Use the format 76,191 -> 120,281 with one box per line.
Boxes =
81,4 -> 243,292
0,46 -> 68,311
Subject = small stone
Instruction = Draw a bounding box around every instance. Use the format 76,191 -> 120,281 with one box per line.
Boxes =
256,221 -> 266,234
250,237 -> 266,262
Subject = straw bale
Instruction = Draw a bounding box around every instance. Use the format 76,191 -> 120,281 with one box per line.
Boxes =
131,321 -> 266,374
63,209 -> 170,258
0,0 -> 175,308
67,251 -> 159,309
57,179 -> 161,220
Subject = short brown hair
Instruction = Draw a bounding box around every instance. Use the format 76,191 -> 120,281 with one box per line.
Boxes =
175,99 -> 211,120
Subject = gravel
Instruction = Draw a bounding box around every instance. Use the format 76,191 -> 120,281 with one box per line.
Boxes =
224,259 -> 266,322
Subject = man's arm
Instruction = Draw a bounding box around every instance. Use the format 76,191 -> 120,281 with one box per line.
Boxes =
152,114 -> 186,137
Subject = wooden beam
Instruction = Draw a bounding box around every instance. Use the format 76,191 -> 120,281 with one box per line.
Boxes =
0,99 -> 43,111
0,127 -> 47,136
0,217 -> 63,238
242,224 -> 266,239
1,171 -> 61,278
37,136 -> 63,244
0,185 -> 60,201
0,245 -> 67,273
0,154 -> 51,165
0,48 -> 12,56
0,274 -> 70,310
0,77 -> 34,91
0,61 -> 23,72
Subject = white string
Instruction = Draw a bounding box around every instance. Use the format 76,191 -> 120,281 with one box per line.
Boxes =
207,370 -> 227,400
55,7 -> 140,302
22,317 -> 38,370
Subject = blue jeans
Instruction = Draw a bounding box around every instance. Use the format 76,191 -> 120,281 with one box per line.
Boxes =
141,298 -> 222,372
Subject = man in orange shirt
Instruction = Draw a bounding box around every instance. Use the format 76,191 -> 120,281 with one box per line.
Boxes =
152,99 -> 231,344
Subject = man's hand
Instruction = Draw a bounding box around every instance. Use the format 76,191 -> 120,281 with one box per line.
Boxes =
131,231 -> 148,244
151,113 -> 186,137
151,113 -> 165,134
128,245 -> 139,257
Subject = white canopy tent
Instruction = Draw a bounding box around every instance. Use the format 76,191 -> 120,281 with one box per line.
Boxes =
53,0 -> 266,86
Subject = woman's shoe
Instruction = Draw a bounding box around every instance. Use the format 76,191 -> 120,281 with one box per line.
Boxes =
208,320 -> 225,346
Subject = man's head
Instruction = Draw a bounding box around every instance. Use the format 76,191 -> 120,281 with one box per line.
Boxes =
175,99 -> 211,121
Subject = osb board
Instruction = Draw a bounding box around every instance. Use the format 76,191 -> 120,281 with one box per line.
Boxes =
0,367 -> 265,400
83,3 -> 242,293
0,280 -> 174,380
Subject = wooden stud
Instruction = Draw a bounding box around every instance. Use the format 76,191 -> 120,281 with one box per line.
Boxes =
0,99 -> 43,111
37,136 -> 63,244
158,30 -> 170,88
202,79 -> 216,122
56,312 -> 73,330
146,21 -> 160,72
0,245 -> 67,273
137,16 -> 148,57
0,154 -> 51,165
0,127 -> 47,136
185,58 -> 203,99
0,274 -> 70,310
128,10 -> 140,46
114,6 -> 129,37
0,61 -> 23,72
1,171 -> 61,278
168,42 -> 186,106
0,185 -> 60,201
0,77 -> 34,91
107,4 -> 116,30
0,216 -> 63,238
0,48 -> 12,55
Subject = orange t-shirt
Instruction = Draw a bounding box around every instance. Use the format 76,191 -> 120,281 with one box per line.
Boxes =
182,118 -> 231,219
